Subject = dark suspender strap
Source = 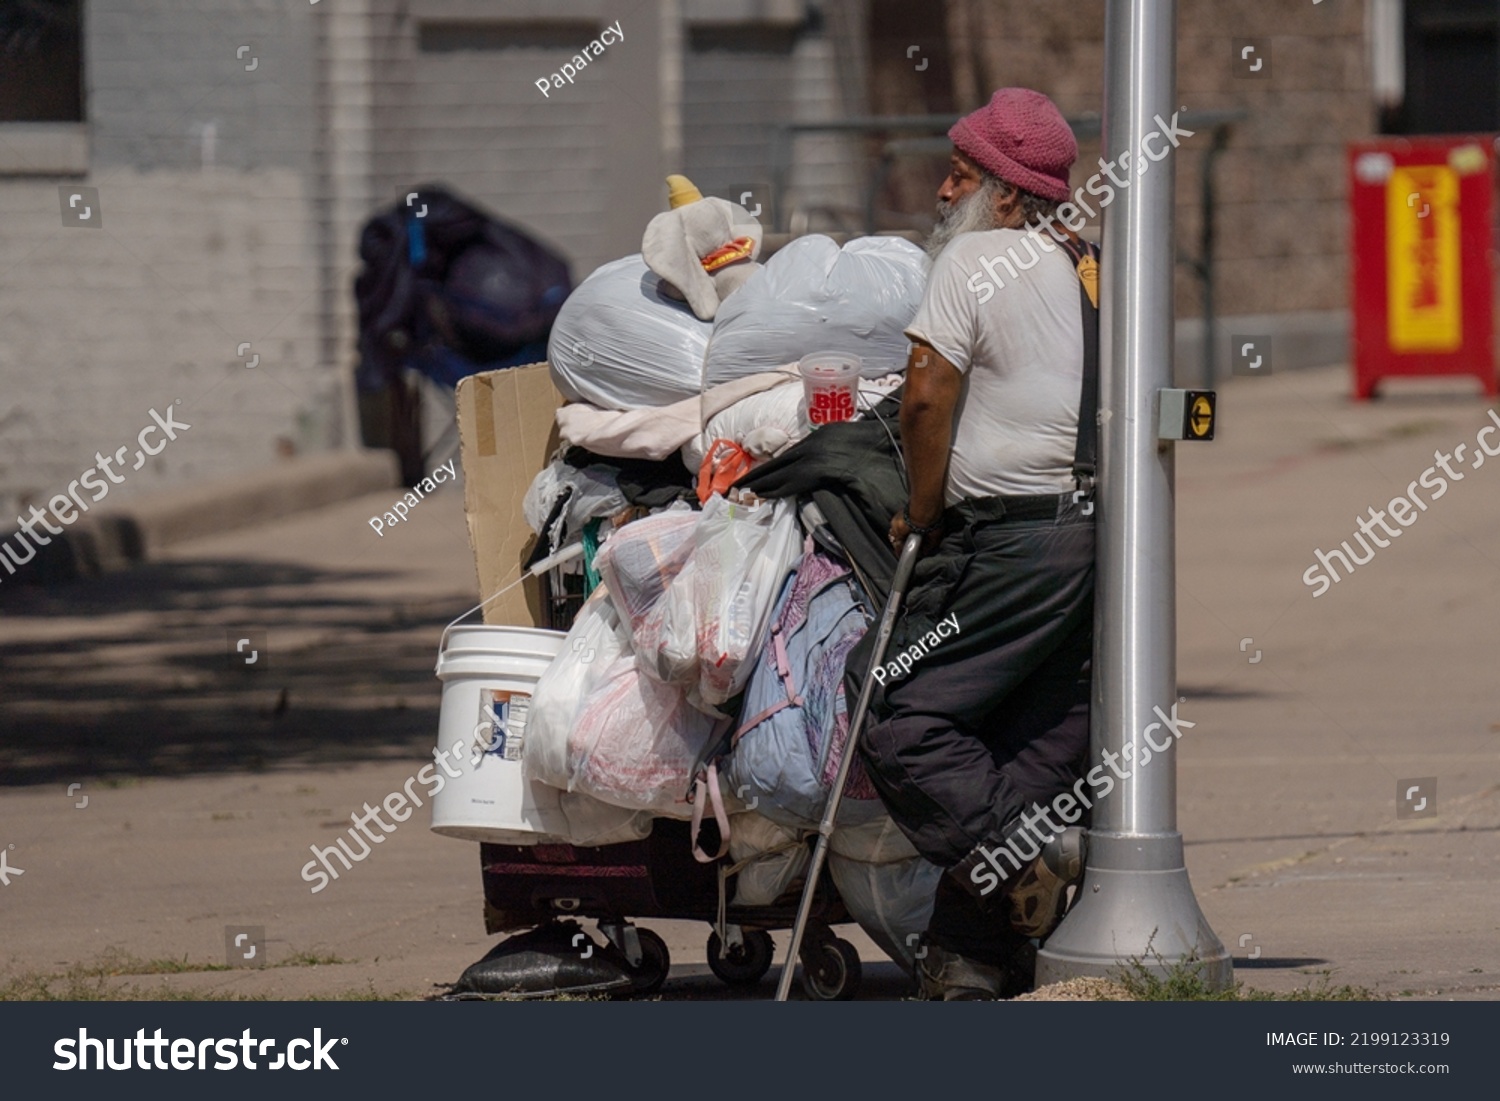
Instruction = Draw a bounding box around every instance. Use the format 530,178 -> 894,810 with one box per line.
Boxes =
1059,236 -> 1100,496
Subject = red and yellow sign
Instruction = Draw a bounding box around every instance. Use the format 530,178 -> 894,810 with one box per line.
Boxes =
1385,165 -> 1461,352
1349,138 -> 1496,399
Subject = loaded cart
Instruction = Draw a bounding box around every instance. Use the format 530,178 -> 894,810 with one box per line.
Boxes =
431,544 -> 870,1001
426,362 -> 917,1001
424,193 -> 947,1000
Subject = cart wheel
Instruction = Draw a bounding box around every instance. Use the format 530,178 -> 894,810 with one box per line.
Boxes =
706,929 -> 775,987
622,928 -> 671,996
800,937 -> 862,1001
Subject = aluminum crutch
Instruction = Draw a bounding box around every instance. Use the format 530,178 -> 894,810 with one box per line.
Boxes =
774,531 -> 924,1001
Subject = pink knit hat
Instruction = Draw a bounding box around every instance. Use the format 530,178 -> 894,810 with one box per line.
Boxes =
949,88 -> 1077,202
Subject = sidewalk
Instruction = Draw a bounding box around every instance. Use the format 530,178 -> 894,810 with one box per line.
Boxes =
1174,365 -> 1500,998
1,365 -> 1496,1000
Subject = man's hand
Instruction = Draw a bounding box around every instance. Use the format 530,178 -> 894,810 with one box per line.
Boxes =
889,509 -> 943,557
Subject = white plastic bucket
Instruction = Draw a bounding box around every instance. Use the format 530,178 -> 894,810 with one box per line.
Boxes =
430,625 -> 571,843
799,350 -> 862,426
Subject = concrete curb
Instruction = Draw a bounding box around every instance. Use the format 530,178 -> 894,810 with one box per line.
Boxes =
4,449 -> 401,584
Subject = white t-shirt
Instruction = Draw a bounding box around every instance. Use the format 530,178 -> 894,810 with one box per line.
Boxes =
904,228 -> 1083,504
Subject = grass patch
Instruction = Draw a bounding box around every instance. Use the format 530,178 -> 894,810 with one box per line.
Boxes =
0,949 -> 354,1002
1112,945 -> 1379,1003
275,951 -> 350,969
307,985 -> 413,1002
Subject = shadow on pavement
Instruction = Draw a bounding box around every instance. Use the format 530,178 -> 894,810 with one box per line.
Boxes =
0,558 -> 470,787
1233,957 -> 1331,970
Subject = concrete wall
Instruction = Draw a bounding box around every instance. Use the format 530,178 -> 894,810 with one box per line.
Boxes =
374,0 -> 666,280
0,0 -> 336,520
683,22 -> 865,231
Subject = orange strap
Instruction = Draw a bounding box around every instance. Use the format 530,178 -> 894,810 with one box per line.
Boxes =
696,438 -> 756,503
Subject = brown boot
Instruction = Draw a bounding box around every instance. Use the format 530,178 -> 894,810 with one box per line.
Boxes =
1007,826 -> 1087,939
914,943 -> 1008,1000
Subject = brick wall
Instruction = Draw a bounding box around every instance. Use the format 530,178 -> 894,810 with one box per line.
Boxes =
867,0 -> 1373,321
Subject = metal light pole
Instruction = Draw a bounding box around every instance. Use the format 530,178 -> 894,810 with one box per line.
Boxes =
1036,0 -> 1231,988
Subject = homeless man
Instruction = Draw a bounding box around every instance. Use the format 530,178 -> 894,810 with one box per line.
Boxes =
846,87 -> 1096,1000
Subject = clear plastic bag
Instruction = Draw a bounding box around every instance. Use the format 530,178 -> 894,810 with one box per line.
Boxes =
829,814 -> 919,864
632,553 -> 701,688
625,496 -> 800,704
827,853 -> 943,977
530,590 -> 718,819
524,590 -> 633,792
594,506 -> 699,632
690,495 -> 802,706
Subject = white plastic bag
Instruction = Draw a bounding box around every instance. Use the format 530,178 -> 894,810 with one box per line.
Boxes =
548,254 -> 712,410
681,373 -> 907,470
564,655 -> 719,818
682,380 -> 807,471
728,813 -> 809,907
555,794 -> 653,846
477,788 -> 653,849
702,236 -> 930,386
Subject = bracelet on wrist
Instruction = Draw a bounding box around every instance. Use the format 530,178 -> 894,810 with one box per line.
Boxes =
901,506 -> 942,535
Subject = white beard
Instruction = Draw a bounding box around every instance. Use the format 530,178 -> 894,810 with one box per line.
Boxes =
924,185 -> 1002,260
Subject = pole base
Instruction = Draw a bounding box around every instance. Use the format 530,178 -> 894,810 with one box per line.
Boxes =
1035,830 -> 1232,991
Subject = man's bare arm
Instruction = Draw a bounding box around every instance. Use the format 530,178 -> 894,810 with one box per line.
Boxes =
891,341 -> 963,551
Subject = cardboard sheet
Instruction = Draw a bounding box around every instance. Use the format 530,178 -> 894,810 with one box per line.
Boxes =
455,363 -> 564,626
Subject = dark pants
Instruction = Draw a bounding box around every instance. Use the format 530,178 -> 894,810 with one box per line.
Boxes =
844,493 -> 1094,964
